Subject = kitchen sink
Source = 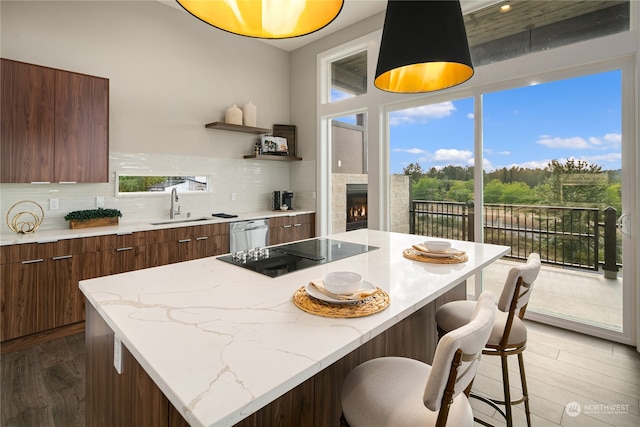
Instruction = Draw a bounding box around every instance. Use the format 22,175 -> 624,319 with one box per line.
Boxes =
149,217 -> 211,225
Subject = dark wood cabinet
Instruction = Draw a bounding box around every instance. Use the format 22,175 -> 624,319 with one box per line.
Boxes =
54,68 -> 109,183
0,244 -> 52,341
1,221 -> 229,346
270,213 -> 315,245
1,59 -> 55,183
0,239 -> 100,341
147,223 -> 230,266
95,232 -> 149,276
0,58 -> 109,183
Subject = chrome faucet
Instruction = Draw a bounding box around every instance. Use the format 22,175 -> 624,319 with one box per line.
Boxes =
170,188 -> 180,219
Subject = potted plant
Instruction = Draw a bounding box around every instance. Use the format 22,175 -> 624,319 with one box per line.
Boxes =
64,208 -> 122,229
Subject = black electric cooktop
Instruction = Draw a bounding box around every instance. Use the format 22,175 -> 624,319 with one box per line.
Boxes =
218,238 -> 379,278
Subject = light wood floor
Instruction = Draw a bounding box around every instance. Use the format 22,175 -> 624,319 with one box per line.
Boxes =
1,322 -> 639,427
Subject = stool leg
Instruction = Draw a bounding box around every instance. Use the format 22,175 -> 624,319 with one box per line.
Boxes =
518,352 -> 532,427
500,355 -> 513,427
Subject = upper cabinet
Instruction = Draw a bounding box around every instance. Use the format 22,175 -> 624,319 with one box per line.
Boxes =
1,59 -> 109,183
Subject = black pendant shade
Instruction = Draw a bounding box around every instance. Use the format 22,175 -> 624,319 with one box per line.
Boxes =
375,0 -> 474,93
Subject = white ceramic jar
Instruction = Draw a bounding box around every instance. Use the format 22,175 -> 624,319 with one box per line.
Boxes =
225,104 -> 243,125
242,101 -> 257,127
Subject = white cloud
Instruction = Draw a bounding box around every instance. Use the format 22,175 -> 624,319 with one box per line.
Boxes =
536,132 -> 621,150
536,136 -> 590,149
432,148 -> 473,162
603,133 -> 621,144
392,148 -> 427,154
580,152 -> 622,164
485,149 -> 511,156
389,102 -> 456,126
467,112 -> 474,119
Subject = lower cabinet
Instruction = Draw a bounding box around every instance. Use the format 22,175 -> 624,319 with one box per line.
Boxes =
1,255 -> 51,341
147,223 -> 230,267
0,239 -> 95,341
270,213 -> 315,245
1,216 -> 320,345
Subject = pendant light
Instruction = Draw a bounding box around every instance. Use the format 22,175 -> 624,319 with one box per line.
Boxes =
375,0 -> 474,93
176,0 -> 344,39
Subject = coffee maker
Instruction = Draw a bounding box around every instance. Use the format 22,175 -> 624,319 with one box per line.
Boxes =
272,190 -> 294,210
282,191 -> 293,210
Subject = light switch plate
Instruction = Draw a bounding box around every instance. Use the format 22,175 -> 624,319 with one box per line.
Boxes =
49,198 -> 59,210
114,335 -> 122,374
96,196 -> 105,208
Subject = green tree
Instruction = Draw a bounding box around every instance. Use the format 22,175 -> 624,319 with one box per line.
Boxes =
484,179 -> 504,203
402,163 -> 424,182
445,180 -> 473,202
412,176 -> 445,200
544,159 -> 608,207
501,182 -> 536,204
605,183 -> 622,212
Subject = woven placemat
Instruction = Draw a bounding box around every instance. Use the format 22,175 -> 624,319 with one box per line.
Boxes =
403,248 -> 469,264
292,286 -> 390,318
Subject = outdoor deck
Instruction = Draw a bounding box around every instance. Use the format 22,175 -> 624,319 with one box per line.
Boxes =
478,259 -> 623,331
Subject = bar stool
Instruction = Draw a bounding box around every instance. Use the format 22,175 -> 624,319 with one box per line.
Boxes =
435,253 -> 541,427
340,292 -> 496,427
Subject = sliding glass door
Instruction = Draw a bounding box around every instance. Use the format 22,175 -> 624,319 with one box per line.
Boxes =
482,70 -> 628,338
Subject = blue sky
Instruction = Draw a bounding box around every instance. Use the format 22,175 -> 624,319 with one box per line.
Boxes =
388,70 -> 622,175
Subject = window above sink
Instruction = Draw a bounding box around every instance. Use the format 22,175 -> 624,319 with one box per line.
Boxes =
116,173 -> 210,197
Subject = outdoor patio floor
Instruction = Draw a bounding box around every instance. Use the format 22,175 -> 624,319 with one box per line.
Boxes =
475,259 -> 623,332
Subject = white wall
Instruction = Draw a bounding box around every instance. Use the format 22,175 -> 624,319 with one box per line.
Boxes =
0,0 -> 298,231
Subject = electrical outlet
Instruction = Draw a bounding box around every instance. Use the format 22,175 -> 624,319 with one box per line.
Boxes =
96,196 -> 105,208
114,335 -> 122,374
231,192 -> 236,201
49,198 -> 59,210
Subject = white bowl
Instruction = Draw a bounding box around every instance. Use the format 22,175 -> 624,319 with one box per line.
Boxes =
280,205 -> 289,210
423,240 -> 451,252
323,271 -> 363,295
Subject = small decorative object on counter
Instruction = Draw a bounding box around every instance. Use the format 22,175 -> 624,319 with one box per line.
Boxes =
6,200 -> 44,234
64,207 -> 122,229
242,101 -> 257,127
225,104 -> 243,125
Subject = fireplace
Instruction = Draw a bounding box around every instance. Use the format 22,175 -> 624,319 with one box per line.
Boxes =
346,184 -> 368,231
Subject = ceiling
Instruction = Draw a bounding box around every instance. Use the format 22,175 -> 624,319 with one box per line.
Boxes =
159,0 -> 501,52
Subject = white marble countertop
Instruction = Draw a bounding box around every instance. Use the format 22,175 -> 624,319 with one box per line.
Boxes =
0,209 -> 315,246
79,229 -> 509,427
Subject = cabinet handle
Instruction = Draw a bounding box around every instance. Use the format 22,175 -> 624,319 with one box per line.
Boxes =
178,239 -> 192,243
283,224 -> 293,228
59,181 -> 77,184
22,259 -> 44,264
30,182 -> 51,185
117,247 -> 133,252
53,255 -> 73,260
195,236 -> 208,241
294,223 -> 302,227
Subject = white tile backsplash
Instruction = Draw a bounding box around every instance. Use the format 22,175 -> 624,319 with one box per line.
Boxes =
0,151 -> 301,233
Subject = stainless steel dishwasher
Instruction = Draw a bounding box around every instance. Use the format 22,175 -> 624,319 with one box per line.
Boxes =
229,219 -> 269,252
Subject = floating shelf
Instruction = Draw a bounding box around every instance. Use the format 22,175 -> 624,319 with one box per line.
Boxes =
205,122 -> 271,134
244,154 -> 302,162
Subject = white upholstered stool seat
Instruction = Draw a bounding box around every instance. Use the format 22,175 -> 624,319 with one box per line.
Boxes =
341,357 -> 472,427
436,301 -> 527,347
341,292 -> 496,427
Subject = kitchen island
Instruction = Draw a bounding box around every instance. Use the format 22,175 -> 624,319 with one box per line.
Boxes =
80,229 -> 509,427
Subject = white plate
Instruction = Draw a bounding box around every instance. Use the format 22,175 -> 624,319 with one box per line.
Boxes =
412,244 -> 465,258
305,280 -> 376,304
